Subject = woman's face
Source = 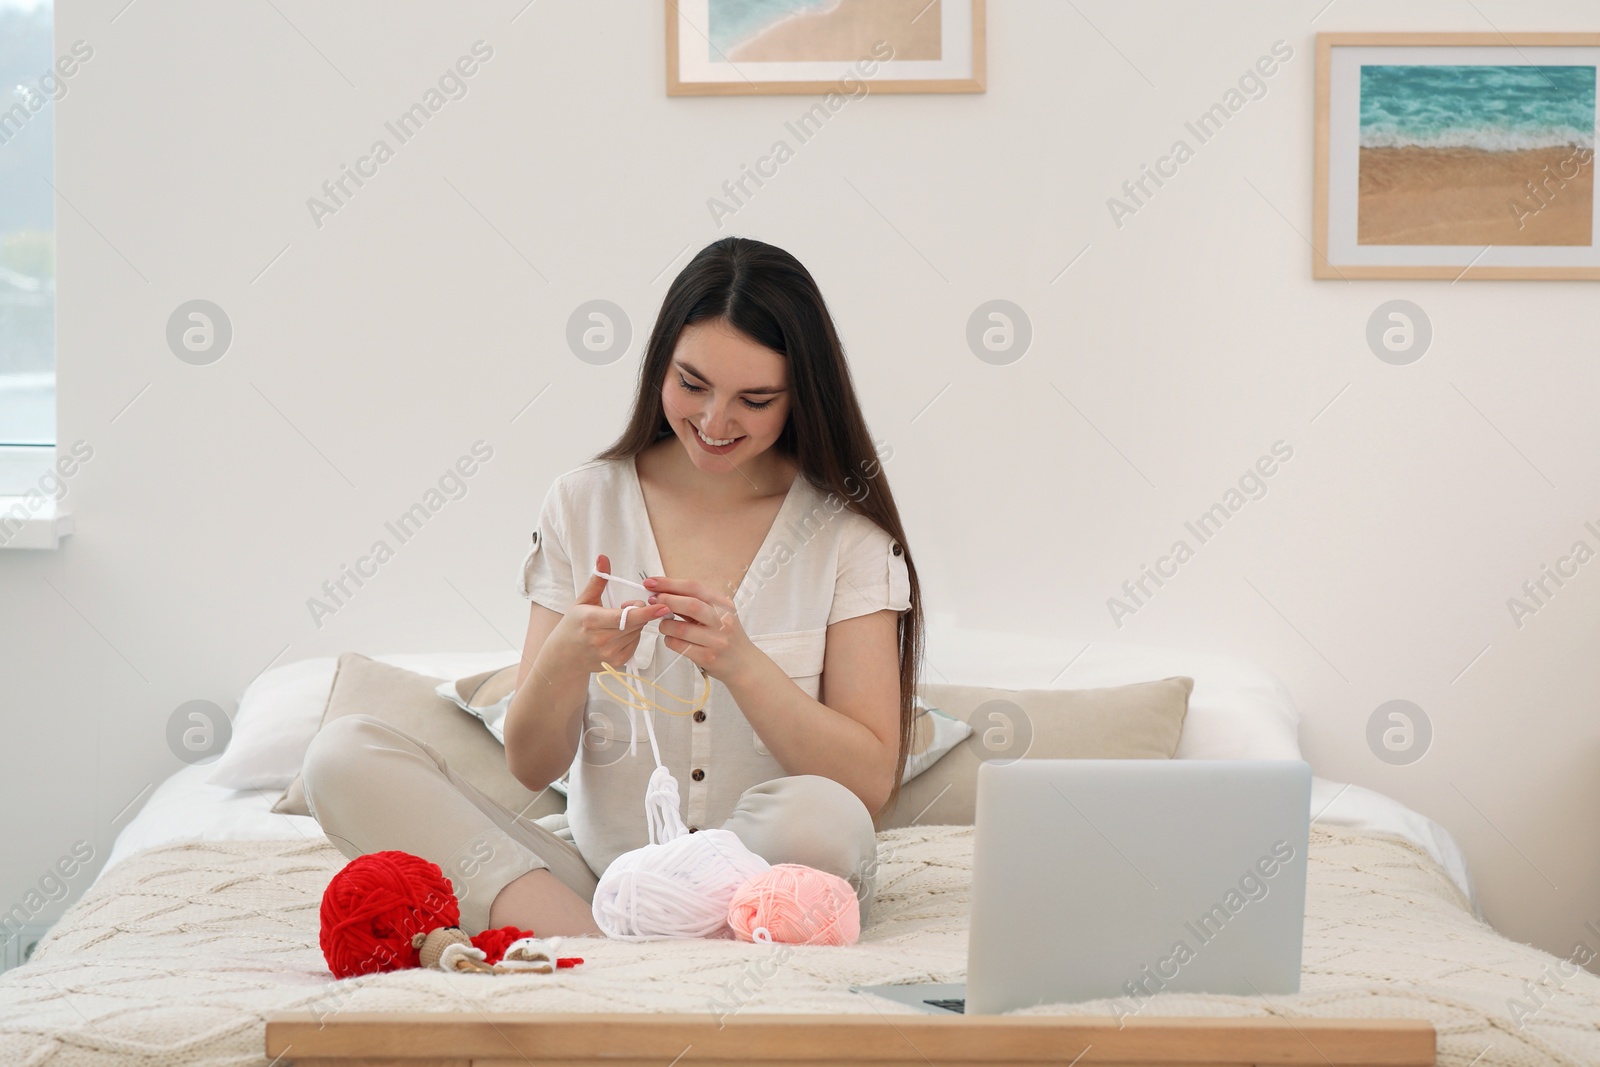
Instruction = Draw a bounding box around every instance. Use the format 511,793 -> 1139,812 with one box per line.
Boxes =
659,318 -> 791,474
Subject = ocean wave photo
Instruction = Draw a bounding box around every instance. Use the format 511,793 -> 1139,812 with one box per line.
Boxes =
707,0 -> 941,64
708,0 -> 836,58
1357,64 -> 1597,245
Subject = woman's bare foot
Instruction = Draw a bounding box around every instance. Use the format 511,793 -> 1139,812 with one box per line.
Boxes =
488,868 -> 604,937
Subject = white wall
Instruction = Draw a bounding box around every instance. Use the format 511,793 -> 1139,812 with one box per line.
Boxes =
3,0 -> 1597,970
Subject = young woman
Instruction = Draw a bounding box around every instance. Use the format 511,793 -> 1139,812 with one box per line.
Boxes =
303,236 -> 923,940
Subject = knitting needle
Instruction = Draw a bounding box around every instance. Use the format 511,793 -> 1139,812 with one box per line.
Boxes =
593,569 -> 651,596
593,569 -> 680,624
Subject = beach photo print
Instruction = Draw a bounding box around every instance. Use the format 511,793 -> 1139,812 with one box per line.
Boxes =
1315,33 -> 1600,280
666,0 -> 985,95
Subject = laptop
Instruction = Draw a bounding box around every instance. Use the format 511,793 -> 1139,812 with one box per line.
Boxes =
851,758 -> 1312,1015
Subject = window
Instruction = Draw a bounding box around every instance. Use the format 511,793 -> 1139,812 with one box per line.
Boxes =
0,0 -> 57,494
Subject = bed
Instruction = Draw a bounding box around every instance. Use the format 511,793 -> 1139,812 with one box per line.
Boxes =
3,635 -> 1598,1067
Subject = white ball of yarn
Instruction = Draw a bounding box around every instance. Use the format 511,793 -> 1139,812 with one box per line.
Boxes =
591,763 -> 771,940
592,827 -> 771,940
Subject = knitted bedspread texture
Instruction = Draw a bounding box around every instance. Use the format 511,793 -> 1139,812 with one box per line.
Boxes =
2,825 -> 1598,1067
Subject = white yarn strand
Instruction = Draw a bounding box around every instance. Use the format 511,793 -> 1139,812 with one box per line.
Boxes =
591,669 -> 771,941
644,764 -> 685,846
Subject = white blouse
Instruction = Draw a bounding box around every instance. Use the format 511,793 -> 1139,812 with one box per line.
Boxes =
516,454 -> 912,878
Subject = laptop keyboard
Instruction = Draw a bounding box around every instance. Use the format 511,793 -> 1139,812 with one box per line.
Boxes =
923,997 -> 965,1013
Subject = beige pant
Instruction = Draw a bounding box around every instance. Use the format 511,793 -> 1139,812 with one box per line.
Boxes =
301,714 -> 880,934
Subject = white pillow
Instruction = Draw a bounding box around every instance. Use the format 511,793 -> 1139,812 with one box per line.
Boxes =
904,695 -> 973,782
206,656 -> 337,791
920,615 -> 1302,761
432,674 -> 570,797
206,652 -> 517,791
434,676 -> 512,744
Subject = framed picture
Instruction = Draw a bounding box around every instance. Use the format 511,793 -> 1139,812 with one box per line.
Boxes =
1315,32 -> 1600,280
666,0 -> 985,96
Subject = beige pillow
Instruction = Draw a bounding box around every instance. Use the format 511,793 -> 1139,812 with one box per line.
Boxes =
273,653 -> 567,822
875,676 -> 1192,831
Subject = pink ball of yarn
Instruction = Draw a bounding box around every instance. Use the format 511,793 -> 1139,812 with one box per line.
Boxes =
727,863 -> 860,946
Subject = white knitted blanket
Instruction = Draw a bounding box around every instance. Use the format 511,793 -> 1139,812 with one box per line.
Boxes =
1,825 -> 1596,1067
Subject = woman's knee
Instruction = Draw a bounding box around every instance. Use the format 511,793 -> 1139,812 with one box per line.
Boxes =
301,714 -> 401,820
736,775 -> 878,888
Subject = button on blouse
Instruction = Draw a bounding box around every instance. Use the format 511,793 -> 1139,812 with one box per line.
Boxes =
514,454 -> 911,879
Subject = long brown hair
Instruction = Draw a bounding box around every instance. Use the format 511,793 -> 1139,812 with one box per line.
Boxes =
594,236 -> 924,825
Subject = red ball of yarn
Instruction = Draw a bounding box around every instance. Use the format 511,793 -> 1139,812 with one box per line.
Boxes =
320,851 -> 459,978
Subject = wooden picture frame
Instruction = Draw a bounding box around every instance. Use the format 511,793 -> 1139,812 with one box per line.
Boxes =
1314,32 -> 1600,280
666,0 -> 985,96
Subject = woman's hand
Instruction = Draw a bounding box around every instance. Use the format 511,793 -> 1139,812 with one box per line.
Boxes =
553,554 -> 671,674
642,575 -> 758,683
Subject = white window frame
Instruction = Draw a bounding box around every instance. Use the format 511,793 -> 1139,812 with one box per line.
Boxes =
1,0 -> 66,548
0,444 -> 71,549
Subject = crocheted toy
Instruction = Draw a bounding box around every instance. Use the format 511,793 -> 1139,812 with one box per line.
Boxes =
319,850 -> 585,977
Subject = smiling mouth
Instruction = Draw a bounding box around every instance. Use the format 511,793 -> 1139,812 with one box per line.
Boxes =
693,424 -> 742,448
